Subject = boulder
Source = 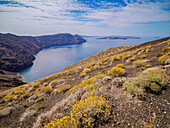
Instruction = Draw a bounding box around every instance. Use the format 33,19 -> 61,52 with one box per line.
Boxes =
102,76 -> 112,84
0,107 -> 14,117
111,77 -> 127,88
165,59 -> 170,65
137,50 -> 144,55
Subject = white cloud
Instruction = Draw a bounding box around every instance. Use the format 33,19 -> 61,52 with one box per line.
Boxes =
0,0 -> 170,36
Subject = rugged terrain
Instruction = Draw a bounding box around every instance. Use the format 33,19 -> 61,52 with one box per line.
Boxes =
0,33 -> 86,72
0,37 -> 169,128
0,33 -> 86,88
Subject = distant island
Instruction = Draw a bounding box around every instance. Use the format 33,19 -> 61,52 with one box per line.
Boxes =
97,35 -> 141,40
0,33 -> 86,88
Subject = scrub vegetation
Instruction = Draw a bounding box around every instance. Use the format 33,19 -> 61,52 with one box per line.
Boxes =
0,37 -> 169,128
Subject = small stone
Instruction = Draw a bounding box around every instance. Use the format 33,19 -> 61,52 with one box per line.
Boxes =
165,59 -> 170,65
111,77 -> 127,87
102,76 -> 112,83
0,107 -> 14,117
138,50 -> 144,55
125,59 -> 130,63
84,75 -> 90,80
146,49 -> 150,52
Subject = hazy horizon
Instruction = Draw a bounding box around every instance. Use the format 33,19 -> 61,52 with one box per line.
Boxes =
0,0 -> 170,37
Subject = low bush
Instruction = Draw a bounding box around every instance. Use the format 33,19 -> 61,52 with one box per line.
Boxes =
93,64 -> 100,69
158,54 -> 170,65
18,92 -> 30,101
40,86 -> 53,94
79,68 -> 91,77
139,54 -> 146,59
83,68 -> 91,73
3,94 -> 13,102
116,63 -> 124,68
107,67 -> 126,77
121,54 -> 129,62
0,106 -> 5,110
112,55 -> 121,61
133,59 -> 151,68
167,39 -> 170,46
123,69 -> 168,96
27,104 -> 44,111
162,47 -> 170,53
43,95 -> 111,128
128,55 -> 136,61
68,74 -> 106,95
79,72 -> 87,77
35,96 -> 46,103
102,58 -> 107,63
56,84 -> 71,93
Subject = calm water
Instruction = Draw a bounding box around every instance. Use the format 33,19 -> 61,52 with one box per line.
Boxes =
20,36 -> 160,82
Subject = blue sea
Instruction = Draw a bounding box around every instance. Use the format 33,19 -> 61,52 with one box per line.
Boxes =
19,36 -> 161,82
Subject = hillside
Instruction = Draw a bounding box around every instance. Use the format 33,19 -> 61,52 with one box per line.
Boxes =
0,37 -> 169,128
0,33 -> 86,72
0,33 -> 86,88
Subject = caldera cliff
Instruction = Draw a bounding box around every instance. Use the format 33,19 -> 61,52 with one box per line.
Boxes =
0,33 -> 86,88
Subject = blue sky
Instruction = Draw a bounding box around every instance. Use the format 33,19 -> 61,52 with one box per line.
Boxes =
0,0 -> 170,36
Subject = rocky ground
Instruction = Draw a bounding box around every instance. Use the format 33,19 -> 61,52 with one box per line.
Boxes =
0,70 -> 26,92
0,37 -> 169,128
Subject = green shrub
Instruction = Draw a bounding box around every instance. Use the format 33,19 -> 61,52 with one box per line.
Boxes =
107,67 -> 126,77
35,96 -> 46,102
27,104 -> 44,111
123,69 -> 168,96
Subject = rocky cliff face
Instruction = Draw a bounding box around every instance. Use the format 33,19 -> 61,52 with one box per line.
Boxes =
0,33 -> 86,87
0,33 -> 86,72
0,70 -> 26,91
34,33 -> 86,47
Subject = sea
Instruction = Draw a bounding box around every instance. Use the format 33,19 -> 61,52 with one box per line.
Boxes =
19,36 -> 162,82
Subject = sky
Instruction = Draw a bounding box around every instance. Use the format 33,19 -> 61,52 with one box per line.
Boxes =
0,0 -> 170,36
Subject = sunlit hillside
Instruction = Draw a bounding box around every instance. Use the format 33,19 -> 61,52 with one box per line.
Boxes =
0,37 -> 170,128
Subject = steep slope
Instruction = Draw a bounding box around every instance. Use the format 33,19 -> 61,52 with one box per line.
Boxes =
0,37 -> 169,128
34,33 -> 86,47
0,33 -> 86,72
0,33 -> 86,88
